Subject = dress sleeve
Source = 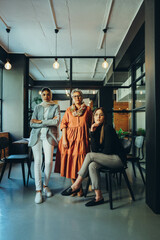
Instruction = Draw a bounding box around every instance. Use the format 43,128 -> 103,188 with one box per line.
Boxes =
60,109 -> 69,130
42,105 -> 60,127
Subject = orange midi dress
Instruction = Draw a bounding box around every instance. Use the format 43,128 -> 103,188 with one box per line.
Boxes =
54,106 -> 92,179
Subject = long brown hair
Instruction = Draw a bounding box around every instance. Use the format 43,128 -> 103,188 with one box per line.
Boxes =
93,107 -> 106,144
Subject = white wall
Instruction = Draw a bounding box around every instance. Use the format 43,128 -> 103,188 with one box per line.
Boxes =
136,112 -> 146,130
2,55 -> 25,140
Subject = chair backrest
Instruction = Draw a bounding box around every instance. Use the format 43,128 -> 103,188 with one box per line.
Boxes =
135,136 -> 144,148
135,136 -> 144,160
121,138 -> 132,154
0,137 -> 9,158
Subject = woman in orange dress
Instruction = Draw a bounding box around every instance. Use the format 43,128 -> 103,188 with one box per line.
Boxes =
54,89 -> 92,196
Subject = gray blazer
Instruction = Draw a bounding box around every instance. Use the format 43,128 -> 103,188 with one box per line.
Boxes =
29,104 -> 60,147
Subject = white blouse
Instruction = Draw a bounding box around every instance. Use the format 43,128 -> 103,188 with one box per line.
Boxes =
40,106 -> 49,140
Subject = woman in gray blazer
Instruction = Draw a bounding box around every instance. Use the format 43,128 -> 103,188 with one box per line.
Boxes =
29,88 -> 60,204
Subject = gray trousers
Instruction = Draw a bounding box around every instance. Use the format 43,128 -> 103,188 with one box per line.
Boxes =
78,152 -> 123,190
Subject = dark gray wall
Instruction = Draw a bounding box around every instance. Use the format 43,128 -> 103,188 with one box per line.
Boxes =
99,88 -> 113,125
2,54 -> 26,141
145,0 -> 160,214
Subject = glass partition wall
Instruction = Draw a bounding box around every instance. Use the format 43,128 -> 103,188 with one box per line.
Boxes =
112,53 -> 145,161
26,54 -> 145,157
27,56 -> 103,134
26,56 -> 114,136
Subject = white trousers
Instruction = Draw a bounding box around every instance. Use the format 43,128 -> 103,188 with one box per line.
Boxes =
32,138 -> 54,191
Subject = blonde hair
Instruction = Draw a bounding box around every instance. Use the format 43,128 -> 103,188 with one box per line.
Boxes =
93,107 -> 106,144
71,89 -> 83,99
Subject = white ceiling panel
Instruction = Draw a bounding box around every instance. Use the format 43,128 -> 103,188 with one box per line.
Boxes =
0,0 -> 144,80
30,58 -> 70,80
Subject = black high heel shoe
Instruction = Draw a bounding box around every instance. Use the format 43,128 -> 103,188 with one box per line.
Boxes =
61,186 -> 80,196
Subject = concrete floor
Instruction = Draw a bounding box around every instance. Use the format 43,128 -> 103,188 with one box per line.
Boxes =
0,163 -> 160,240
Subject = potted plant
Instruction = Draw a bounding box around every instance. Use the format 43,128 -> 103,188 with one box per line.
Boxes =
116,128 -> 130,139
137,128 -> 146,136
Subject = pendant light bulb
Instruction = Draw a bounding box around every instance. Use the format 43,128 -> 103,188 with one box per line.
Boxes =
5,28 -> 12,70
53,58 -> 59,69
5,59 -> 12,70
102,28 -> 108,69
53,29 -> 60,69
102,58 -> 108,69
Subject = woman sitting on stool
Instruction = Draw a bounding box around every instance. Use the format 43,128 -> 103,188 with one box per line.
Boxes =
61,107 -> 126,207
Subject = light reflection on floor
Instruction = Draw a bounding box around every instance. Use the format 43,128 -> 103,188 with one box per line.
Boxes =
0,162 -> 160,240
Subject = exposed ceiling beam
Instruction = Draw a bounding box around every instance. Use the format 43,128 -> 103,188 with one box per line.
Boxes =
49,0 -> 61,30
0,16 -> 10,28
30,80 -> 103,89
91,59 -> 98,79
66,0 -> 73,53
30,59 -> 45,78
64,58 -> 70,79
92,0 -> 114,79
97,0 -> 114,50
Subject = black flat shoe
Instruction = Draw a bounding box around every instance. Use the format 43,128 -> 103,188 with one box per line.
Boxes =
85,198 -> 104,207
61,186 -> 80,196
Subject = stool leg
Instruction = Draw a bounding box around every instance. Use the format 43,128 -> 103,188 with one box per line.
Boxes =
8,163 -> 12,178
108,172 -> 113,209
84,177 -> 90,197
119,172 -> 122,186
105,173 -> 108,191
0,162 -> 7,183
21,163 -> 25,186
136,160 -> 146,185
122,170 -> 135,201
131,161 -> 137,177
27,161 -> 32,187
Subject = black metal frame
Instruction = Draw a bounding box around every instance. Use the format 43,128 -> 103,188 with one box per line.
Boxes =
0,66 -> 3,132
24,53 -> 145,138
113,52 -> 145,156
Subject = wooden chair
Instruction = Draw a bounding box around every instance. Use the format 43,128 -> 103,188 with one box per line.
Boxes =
0,137 -> 30,186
